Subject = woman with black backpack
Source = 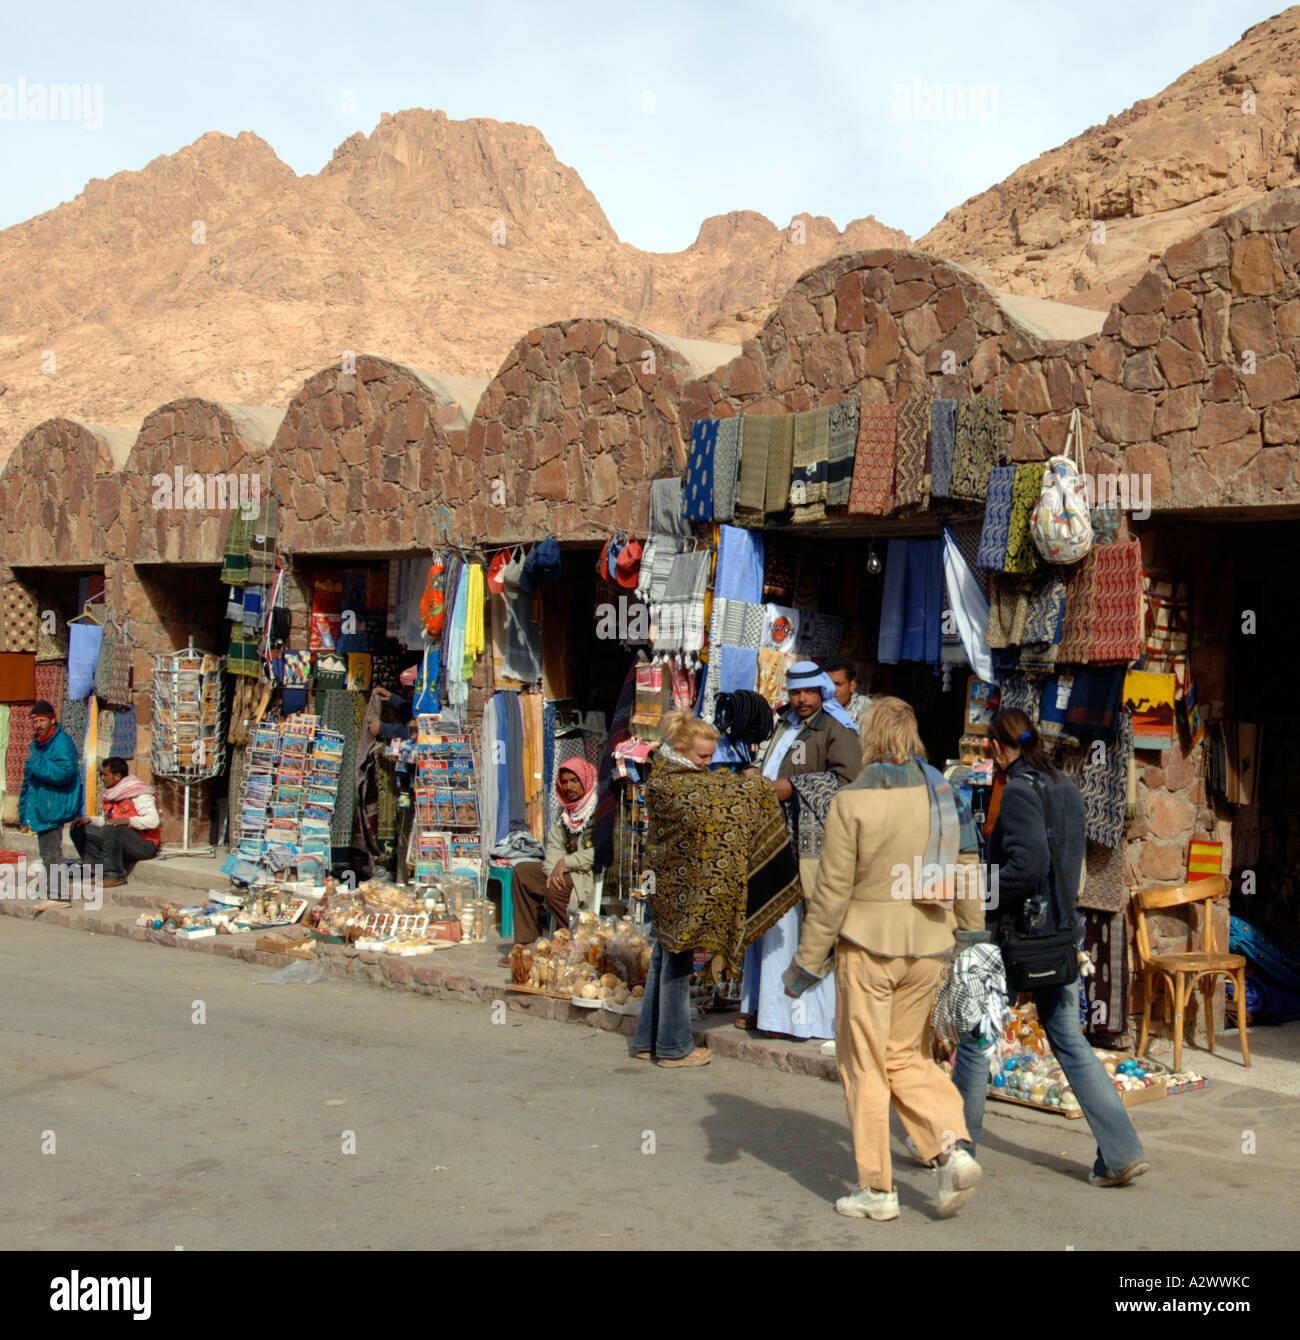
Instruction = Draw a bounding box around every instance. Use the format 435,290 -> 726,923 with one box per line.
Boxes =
951,709 -> 1150,1187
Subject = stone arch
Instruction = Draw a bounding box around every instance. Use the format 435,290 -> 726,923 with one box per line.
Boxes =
1082,186 -> 1300,510
677,248 -> 1101,473
0,417 -> 134,568
264,356 -> 487,554
122,399 -> 284,564
472,319 -> 738,541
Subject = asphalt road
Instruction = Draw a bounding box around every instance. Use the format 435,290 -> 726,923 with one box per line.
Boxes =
4,917 -> 1298,1251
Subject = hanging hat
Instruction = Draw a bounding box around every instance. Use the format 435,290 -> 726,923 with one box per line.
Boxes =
607,534 -> 626,582
614,537 -> 643,589
520,538 -> 562,592
486,548 -> 511,595
596,535 -> 618,584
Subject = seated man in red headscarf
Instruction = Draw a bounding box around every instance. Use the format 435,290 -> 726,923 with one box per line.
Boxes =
70,757 -> 161,887
502,761 -> 598,958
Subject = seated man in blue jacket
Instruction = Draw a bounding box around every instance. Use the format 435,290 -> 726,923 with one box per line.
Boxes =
19,700 -> 83,871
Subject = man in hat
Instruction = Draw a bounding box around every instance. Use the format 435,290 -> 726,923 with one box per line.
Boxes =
19,701 -> 83,869
70,757 -> 161,887
739,661 -> 859,1040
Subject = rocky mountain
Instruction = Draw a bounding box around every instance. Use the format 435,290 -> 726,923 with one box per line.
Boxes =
0,109 -> 908,461
920,7 -> 1300,309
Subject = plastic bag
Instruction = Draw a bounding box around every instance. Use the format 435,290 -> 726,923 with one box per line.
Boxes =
256,959 -> 329,985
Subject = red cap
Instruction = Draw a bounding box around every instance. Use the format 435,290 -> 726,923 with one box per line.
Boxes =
486,548 -> 510,594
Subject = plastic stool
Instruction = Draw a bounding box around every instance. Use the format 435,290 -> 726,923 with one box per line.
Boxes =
487,864 -> 514,940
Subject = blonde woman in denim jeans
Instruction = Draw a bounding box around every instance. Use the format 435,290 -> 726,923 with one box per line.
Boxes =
952,709 -> 1149,1188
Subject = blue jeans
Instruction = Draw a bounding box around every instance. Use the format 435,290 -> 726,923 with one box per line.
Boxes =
953,981 -> 1146,1178
632,944 -> 695,1060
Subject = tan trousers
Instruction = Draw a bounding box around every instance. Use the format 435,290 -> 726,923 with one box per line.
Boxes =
835,939 -> 971,1191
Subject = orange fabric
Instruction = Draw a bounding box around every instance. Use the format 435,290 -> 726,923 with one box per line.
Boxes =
982,771 -> 1006,840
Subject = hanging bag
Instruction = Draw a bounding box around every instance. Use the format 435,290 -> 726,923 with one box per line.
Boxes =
1030,408 -> 1093,565
420,555 -> 447,639
997,772 -> 1079,991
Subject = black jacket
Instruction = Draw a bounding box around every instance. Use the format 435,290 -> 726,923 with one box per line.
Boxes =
985,757 -> 1085,934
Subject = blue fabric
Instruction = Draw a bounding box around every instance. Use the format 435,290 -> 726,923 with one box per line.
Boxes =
685,420 -> 719,521
717,644 -> 758,694
632,944 -> 696,1058
542,699 -> 556,840
954,982 -> 1145,1176
19,727 -> 83,831
714,525 -> 764,602
931,398 -> 958,499
880,539 -> 944,667
67,624 -> 104,701
494,694 -> 512,843
1230,916 -> 1300,994
977,466 -> 1017,571
282,688 -> 308,714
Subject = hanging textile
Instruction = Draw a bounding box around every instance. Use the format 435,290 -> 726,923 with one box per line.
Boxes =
36,610 -> 68,664
479,697 -> 502,849
0,583 -> 38,654
1078,839 -> 1130,914
246,494 -> 279,589
317,689 -> 361,849
950,398 -> 1004,502
540,580 -> 574,700
61,694 -> 89,768
1086,539 -> 1144,664
976,465 -> 1016,571
1142,577 -> 1190,680
877,539 -> 943,667
94,622 -> 134,708
524,691 -> 547,838
220,509 -> 256,585
0,705 -> 9,815
1017,572 -> 1068,677
826,400 -> 858,509
1003,463 -> 1046,575
848,402 -> 897,515
1038,673 -> 1078,747
762,413 -> 797,517
110,704 -> 137,759
0,654 -> 36,704
790,404 -> 831,524
997,674 -> 1042,721
942,528 -> 995,682
1082,909 -> 1129,1037
985,575 -> 1035,649
462,563 -> 485,681
712,417 -> 743,522
1122,669 -> 1177,750
714,524 -> 765,603
1057,547 -> 1099,664
1058,712 -> 1132,848
1063,667 -> 1126,742
6,704 -> 33,798
929,398 -> 958,501
649,477 -> 692,537
84,697 -> 100,816
685,420 -> 718,521
67,623 -> 105,701
893,396 -> 930,509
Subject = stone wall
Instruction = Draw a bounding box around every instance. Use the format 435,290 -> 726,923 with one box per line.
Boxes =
474,319 -> 735,542
264,356 -> 485,555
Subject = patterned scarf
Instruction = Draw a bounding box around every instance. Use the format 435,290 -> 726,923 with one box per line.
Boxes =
951,398 -> 1004,501
845,757 -> 974,878
790,404 -> 831,523
1082,909 -> 1128,1037
1004,463 -> 1046,575
894,396 -> 930,509
1018,572 -> 1068,676
644,757 -> 801,978
848,402 -> 897,515
827,400 -> 859,508
712,417 -> 743,522
977,465 -> 1017,570
1057,547 -> 1098,663
763,413 -> 797,516
685,419 -> 718,522
929,398 -> 958,501
1056,712 -> 1132,848
555,755 -> 598,833
1087,539 -> 1144,664
733,416 -> 772,521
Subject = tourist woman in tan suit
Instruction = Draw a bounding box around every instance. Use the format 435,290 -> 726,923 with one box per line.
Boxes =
784,696 -> 985,1221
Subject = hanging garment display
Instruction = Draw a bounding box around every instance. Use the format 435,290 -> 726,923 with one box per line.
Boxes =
929,398 -> 958,501
1063,667 -> 1126,742
685,420 -> 718,522
877,538 -> 943,667
67,622 -> 105,701
1086,539 -> 1144,664
0,653 -> 36,704
0,583 -> 38,654
976,466 -> 1017,571
762,413 -> 797,517
1142,576 -> 1190,680
1057,547 -> 1099,664
848,402 -> 897,515
1057,712 -> 1133,849
826,400 -> 859,509
950,398 -> 1004,502
712,417 -> 743,522
790,404 -> 831,524
893,396 -> 930,509
649,477 -> 692,537
1077,838 -> 1130,913
1082,909 -> 1128,1038
1017,572 -> 1067,677
1037,673 -> 1078,748
942,528 -> 995,682
93,620 -> 134,708
984,575 -> 1035,649
1003,463 -> 1046,575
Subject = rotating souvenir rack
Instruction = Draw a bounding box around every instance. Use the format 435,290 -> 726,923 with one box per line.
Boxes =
411,715 -> 482,890
150,642 -> 226,857
221,714 -> 345,886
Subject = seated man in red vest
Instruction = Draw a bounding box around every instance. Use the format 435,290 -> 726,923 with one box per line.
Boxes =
70,757 -> 161,887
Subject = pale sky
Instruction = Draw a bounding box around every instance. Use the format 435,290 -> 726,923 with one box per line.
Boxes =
0,0 -> 1279,248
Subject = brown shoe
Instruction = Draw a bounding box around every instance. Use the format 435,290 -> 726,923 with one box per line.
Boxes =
632,1050 -> 652,1061
102,877 -> 128,888
735,1013 -> 757,1031
657,1047 -> 712,1068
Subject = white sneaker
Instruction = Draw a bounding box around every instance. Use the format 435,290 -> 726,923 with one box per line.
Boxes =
835,1186 -> 899,1221
819,1040 -> 837,1058
934,1147 -> 981,1218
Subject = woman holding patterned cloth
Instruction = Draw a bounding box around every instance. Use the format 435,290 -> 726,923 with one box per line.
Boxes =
739,660 -> 859,1039
634,712 -> 801,1068
786,696 -> 984,1221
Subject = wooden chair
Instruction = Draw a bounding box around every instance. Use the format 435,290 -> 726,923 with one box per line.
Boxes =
1133,875 -> 1250,1070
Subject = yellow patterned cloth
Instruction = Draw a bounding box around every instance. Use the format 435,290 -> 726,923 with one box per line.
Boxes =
1003,462 -> 1046,575
645,757 -> 802,979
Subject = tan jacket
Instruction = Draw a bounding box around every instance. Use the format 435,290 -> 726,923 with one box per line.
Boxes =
795,784 -> 983,974
545,814 -> 596,910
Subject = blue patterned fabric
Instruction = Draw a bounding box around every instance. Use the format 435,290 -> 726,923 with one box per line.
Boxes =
1022,573 -> 1067,645
878,539 -> 944,667
685,420 -> 718,521
110,705 -> 137,759
930,398 -> 958,500
542,698 -> 556,839
976,465 -> 1017,570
